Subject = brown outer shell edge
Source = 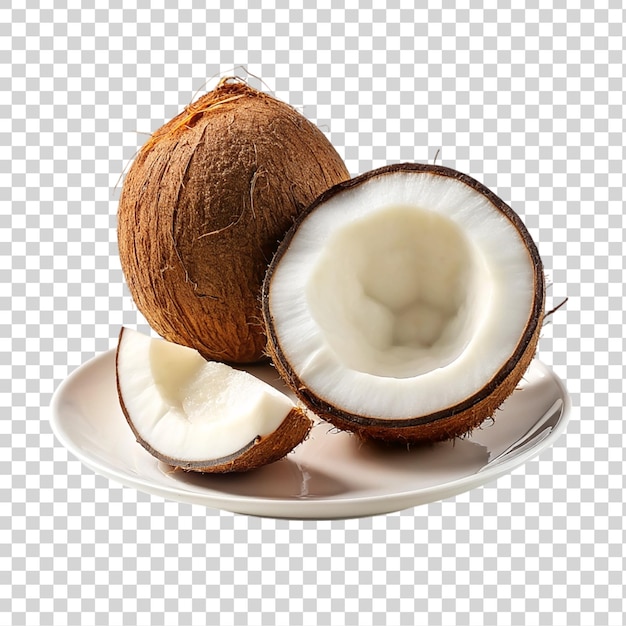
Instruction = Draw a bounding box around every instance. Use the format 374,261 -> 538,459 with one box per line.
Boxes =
115,328 -> 312,472
262,163 -> 546,443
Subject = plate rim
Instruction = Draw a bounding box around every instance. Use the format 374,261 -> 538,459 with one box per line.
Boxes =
49,349 -> 571,520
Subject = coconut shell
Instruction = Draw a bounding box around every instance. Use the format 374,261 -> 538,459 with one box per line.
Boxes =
117,78 -> 350,363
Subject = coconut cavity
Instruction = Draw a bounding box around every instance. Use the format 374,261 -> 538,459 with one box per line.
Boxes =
306,205 -> 486,378
263,163 -> 545,443
117,78 -> 349,364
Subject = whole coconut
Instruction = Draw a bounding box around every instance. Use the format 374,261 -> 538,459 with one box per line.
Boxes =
118,78 -> 350,363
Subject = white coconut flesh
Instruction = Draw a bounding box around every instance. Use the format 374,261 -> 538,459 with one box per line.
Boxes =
266,168 -> 538,421
116,328 -> 294,462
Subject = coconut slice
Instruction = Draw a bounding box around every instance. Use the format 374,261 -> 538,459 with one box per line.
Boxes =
115,327 -> 311,472
262,163 -> 545,443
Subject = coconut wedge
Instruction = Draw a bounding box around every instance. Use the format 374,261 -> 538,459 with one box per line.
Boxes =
115,327 -> 311,472
262,163 -> 545,443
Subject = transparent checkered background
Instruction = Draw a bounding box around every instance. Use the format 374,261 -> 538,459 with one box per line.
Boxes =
2,1 -> 623,625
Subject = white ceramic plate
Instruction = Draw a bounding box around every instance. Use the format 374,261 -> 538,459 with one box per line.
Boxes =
50,349 -> 570,520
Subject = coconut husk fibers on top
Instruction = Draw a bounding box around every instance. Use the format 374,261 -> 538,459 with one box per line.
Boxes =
118,78 -> 350,363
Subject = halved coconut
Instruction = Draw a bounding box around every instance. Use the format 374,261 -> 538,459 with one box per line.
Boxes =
262,163 -> 545,443
115,327 -> 311,472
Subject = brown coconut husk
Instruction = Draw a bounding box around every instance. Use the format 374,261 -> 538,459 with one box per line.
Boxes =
118,78 -> 349,364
